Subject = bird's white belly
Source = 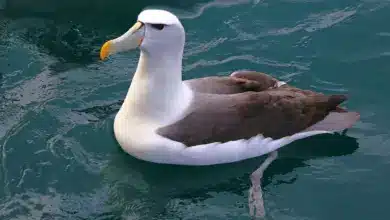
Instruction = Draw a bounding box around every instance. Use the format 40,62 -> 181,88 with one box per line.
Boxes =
113,111 -> 331,166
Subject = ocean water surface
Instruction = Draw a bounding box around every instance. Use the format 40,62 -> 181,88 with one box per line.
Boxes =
1,0 -> 390,219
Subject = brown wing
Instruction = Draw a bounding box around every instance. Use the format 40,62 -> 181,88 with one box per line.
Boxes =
156,89 -> 353,147
185,70 -> 343,107
185,71 -> 281,94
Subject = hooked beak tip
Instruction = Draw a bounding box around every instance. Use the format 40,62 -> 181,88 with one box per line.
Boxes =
100,40 -> 112,60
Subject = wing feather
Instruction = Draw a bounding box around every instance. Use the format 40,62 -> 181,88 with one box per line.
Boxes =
156,89 -> 348,146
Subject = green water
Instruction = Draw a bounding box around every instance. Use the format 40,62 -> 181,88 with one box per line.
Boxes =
0,0 -> 389,219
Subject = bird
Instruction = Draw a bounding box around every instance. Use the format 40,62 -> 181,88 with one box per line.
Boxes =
99,9 -> 359,166
99,9 -> 360,218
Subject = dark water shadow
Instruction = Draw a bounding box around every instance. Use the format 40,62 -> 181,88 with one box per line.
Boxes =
0,0 -> 249,74
2,0 -> 210,21
101,132 -> 359,217
73,100 -> 123,122
3,0 -> 248,22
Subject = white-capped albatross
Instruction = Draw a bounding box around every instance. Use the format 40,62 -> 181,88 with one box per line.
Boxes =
100,9 -> 359,218
100,9 -> 359,166
100,9 -> 359,165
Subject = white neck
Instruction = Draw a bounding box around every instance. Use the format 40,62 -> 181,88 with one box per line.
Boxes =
119,51 -> 192,126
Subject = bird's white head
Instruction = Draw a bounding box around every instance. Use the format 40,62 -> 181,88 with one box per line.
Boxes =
100,9 -> 185,60
99,9 -> 192,128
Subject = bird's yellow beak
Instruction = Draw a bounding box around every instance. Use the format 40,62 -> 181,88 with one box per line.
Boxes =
100,41 -> 112,60
100,21 -> 145,60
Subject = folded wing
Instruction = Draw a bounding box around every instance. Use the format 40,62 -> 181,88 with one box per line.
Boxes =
157,88 -> 359,147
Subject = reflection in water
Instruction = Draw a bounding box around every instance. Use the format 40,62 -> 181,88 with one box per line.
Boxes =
249,151 -> 278,218
248,132 -> 359,218
101,132 -> 359,218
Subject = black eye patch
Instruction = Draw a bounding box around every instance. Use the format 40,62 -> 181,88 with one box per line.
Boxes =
150,23 -> 166,30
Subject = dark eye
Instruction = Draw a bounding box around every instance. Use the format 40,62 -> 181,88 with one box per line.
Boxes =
150,23 -> 165,30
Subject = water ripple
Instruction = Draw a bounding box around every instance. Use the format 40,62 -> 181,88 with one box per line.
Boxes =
175,0 -> 252,20
0,187 -> 121,220
309,77 -> 348,93
228,6 -> 358,41
303,8 -> 356,32
184,54 -> 310,72
185,37 -> 228,57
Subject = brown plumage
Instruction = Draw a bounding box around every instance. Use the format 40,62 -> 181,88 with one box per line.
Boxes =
156,71 -> 359,146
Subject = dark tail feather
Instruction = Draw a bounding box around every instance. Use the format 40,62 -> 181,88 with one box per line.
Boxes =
305,112 -> 360,132
327,94 -> 348,111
